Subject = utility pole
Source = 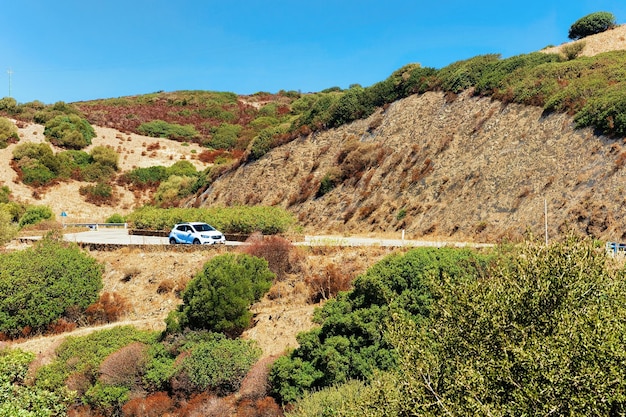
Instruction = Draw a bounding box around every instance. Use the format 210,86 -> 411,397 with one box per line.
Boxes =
543,199 -> 548,246
7,68 -> 12,97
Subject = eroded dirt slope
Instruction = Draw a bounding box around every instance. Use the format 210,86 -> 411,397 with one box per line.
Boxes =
193,91 -> 626,243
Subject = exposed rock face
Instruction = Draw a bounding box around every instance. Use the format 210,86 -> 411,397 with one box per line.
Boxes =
193,91 -> 626,243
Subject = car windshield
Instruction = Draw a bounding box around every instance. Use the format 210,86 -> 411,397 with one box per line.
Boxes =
192,223 -> 215,232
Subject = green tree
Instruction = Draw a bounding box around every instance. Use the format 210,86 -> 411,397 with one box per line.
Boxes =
351,236 -> 626,416
568,11 -> 617,40
167,253 -> 274,336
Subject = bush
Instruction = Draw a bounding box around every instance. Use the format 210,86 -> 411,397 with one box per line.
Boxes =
242,233 -> 300,280
0,237 -> 103,337
167,253 -> 274,336
562,40 -> 586,60
137,120 -> 199,141
269,247 -> 492,404
90,146 -> 119,170
105,213 -> 125,223
34,326 -> 157,394
0,117 -> 18,149
44,114 -> 96,149
568,11 -> 616,40
79,181 -> 114,205
154,175 -> 197,206
18,204 -> 54,228
0,210 -> 18,246
179,334 -> 262,394
126,205 -> 296,235
209,123 -> 242,149
120,165 -> 168,187
165,160 -> 197,177
0,348 -> 73,417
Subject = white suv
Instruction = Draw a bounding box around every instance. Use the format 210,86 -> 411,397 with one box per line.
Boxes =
168,222 -> 226,245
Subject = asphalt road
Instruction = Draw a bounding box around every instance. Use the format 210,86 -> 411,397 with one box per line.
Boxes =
46,229 -> 491,249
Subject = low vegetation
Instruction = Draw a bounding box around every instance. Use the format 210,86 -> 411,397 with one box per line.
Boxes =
126,205 -> 296,235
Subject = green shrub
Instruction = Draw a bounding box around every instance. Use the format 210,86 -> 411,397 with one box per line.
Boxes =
285,379 -> 369,417
137,119 -> 199,141
0,185 -> 10,204
12,142 -> 53,161
154,175 -> 197,206
0,238 -> 103,337
35,326 -> 157,392
568,11 -> 616,40
179,334 -> 261,394
438,54 -> 501,93
18,204 -> 54,228
167,253 -> 274,336
121,165 -> 168,187
0,348 -> 73,417
209,123 -> 242,149
79,162 -> 116,182
562,40 -> 586,60
44,114 -> 96,149
125,205 -> 296,234
0,117 -> 18,149
90,145 -> 119,170
105,213 -> 125,223
165,160 -> 197,177
79,182 -> 113,203
0,210 -> 18,246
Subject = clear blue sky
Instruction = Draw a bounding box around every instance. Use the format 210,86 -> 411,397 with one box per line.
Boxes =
0,1 -> 624,104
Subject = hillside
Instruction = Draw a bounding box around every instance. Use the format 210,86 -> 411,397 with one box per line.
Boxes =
193,90 -> 625,243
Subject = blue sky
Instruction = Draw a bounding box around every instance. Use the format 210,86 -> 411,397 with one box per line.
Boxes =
0,1 -> 625,104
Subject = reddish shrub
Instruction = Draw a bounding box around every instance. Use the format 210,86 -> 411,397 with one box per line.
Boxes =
85,292 -> 129,325
305,263 -> 354,303
178,392 -> 234,417
122,392 -> 174,417
47,318 -> 77,335
241,234 -> 301,280
99,342 -> 148,388
238,356 -> 278,400
236,397 -> 283,417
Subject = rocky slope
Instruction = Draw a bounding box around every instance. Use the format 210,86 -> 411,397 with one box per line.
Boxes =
192,90 -> 626,243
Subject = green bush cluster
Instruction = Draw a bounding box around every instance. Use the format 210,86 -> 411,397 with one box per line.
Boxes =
34,326 -> 261,415
137,119 -> 200,141
166,253 -> 274,336
126,205 -> 296,234
0,117 -> 19,149
0,348 -> 73,416
209,123 -> 242,149
119,160 -> 198,187
18,204 -> 54,228
568,11 -> 617,40
270,247 -> 492,404
0,237 -> 103,337
12,142 -> 119,186
44,114 -> 96,149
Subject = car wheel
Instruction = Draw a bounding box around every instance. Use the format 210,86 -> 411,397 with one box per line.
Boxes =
169,237 -> 177,244
193,238 -> 201,244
